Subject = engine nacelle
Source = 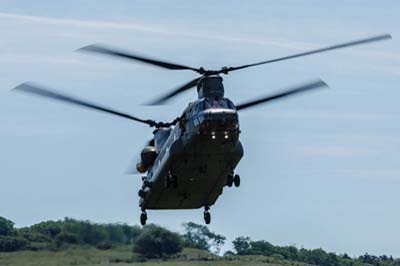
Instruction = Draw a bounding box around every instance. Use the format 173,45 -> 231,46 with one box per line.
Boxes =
136,146 -> 158,173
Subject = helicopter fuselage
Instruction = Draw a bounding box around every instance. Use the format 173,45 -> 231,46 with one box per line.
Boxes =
139,98 -> 243,210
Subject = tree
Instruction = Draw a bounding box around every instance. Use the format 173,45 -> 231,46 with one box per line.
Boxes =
0,216 -> 16,236
30,221 -> 61,238
232,236 -> 251,255
182,222 -> 226,253
249,240 -> 275,256
133,224 -> 183,258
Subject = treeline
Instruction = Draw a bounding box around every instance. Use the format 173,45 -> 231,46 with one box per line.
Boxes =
1,216 -> 400,266
0,217 -> 224,258
231,236 -> 400,266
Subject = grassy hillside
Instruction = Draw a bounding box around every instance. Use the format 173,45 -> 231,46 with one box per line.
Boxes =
0,246 -> 311,266
1,216 -> 398,266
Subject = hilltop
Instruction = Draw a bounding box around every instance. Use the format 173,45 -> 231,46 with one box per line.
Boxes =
0,216 -> 399,266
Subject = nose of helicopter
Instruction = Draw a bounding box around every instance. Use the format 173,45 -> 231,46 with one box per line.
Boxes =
197,108 -> 239,140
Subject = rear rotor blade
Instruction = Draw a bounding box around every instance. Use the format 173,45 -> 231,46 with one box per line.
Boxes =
236,79 -> 328,111
225,34 -> 392,73
13,82 -> 157,127
146,77 -> 201,105
78,44 -> 202,73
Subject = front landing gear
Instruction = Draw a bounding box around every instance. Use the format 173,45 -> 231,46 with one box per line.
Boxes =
203,206 -> 211,224
140,210 -> 147,226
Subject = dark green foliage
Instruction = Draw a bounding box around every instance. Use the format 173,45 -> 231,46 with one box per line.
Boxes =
1,215 -> 399,266
0,236 -> 28,251
96,241 -> 113,250
55,232 -> 79,244
133,224 -> 183,258
18,229 -> 52,243
0,216 -> 16,236
232,236 -> 251,255
232,236 -> 400,266
30,221 -> 62,238
0,216 -> 145,252
182,222 -> 226,253
249,240 -> 275,255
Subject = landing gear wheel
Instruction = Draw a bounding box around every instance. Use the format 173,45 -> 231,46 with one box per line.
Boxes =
204,211 -> 211,224
140,212 -> 147,226
233,174 -> 241,187
226,174 -> 233,187
203,207 -> 211,224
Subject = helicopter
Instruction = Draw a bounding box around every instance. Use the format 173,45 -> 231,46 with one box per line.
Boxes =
13,33 -> 391,225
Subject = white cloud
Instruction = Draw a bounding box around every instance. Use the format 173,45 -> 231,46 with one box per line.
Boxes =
0,11 -> 397,61
0,12 -> 303,49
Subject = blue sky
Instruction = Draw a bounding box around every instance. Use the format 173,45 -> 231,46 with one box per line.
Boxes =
0,0 -> 399,256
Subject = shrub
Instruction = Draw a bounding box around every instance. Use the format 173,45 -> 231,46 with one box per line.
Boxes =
20,232 -> 51,243
133,224 -> 183,258
96,241 -> 113,250
30,221 -> 62,238
26,242 -> 49,251
0,236 -> 28,252
55,232 -> 79,244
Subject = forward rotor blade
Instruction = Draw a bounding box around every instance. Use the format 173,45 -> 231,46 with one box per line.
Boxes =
78,44 -> 201,72
236,80 -> 328,111
226,34 -> 392,73
13,82 -> 157,127
146,77 -> 201,105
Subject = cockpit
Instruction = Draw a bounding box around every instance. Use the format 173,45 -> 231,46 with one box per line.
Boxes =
203,98 -> 236,110
183,98 -> 239,137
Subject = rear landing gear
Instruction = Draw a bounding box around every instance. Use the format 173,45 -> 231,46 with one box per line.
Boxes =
226,174 -> 233,187
140,210 -> 147,226
233,174 -> 240,187
203,206 -> 211,224
226,173 -> 240,187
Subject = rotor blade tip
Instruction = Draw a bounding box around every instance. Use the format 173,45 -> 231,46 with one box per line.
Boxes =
144,100 -> 164,106
12,82 -> 32,92
318,80 -> 329,88
75,44 -> 102,53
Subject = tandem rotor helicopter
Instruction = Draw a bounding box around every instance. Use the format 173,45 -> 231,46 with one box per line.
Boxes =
14,33 -> 391,225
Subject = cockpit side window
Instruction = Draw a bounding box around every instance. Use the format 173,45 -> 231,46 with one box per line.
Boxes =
227,100 -> 236,109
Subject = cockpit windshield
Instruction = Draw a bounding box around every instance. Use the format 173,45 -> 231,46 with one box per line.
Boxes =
203,98 -> 235,110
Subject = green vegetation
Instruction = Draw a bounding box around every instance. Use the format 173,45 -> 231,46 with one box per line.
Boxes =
133,224 -> 183,258
0,215 -> 399,266
182,222 -> 226,253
